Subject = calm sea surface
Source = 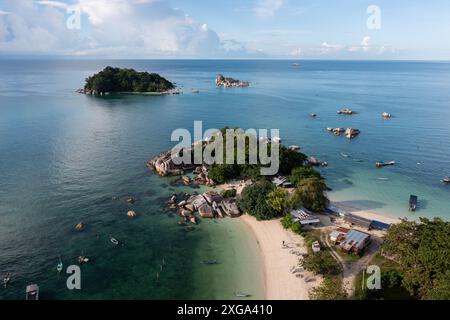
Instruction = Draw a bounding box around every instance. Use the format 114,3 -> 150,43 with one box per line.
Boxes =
0,59 -> 449,299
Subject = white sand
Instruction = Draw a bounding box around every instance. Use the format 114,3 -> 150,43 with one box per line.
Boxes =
240,215 -> 321,300
330,201 -> 400,225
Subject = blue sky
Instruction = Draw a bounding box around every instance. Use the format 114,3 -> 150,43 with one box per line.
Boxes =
0,0 -> 449,59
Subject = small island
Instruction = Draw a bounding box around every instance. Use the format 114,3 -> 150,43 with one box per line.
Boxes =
215,74 -> 250,88
77,66 -> 176,96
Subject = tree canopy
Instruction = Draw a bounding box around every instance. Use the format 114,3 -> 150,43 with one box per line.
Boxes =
382,218 -> 450,300
292,177 -> 329,212
84,66 -> 174,93
238,180 -> 276,220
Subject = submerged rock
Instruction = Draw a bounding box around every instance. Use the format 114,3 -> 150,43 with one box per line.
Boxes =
75,222 -> 86,232
198,204 -> 214,218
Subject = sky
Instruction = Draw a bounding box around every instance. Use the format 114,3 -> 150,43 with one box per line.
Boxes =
0,0 -> 449,60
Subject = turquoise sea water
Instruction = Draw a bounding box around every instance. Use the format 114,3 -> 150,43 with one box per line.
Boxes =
0,60 -> 449,299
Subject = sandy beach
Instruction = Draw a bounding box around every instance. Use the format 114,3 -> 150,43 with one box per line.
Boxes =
239,214 -> 322,300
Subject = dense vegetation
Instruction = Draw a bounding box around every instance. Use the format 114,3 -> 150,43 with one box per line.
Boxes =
310,277 -> 348,300
238,180 -> 275,220
84,66 -> 174,93
205,127 -> 329,220
381,218 -> 450,300
207,127 -> 308,184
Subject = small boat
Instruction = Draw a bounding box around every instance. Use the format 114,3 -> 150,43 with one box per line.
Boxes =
292,63 -> 300,67
234,292 -> 251,298
201,260 -> 219,265
56,261 -> 63,273
78,256 -> 89,264
26,284 -> 39,300
441,177 -> 450,183
341,153 -> 350,158
377,178 -> 389,181
409,195 -> 418,211
382,112 -> 392,119
191,89 -> 200,94
3,273 -> 11,288
376,161 -> 396,168
288,145 -> 301,151
110,237 -> 119,245
310,113 -> 317,117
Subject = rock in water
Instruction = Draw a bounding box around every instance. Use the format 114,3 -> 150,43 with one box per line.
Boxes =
127,210 -> 137,218
75,222 -> 86,232
198,204 -> 214,218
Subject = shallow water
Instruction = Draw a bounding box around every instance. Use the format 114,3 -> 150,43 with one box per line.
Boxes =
0,59 -> 449,299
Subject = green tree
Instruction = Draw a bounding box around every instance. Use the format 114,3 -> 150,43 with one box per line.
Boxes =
382,218 -> 450,300
310,277 -> 348,300
303,251 -> 341,276
238,180 -> 276,220
278,147 -> 307,175
266,187 -> 290,215
293,177 -> 329,212
289,166 -> 323,186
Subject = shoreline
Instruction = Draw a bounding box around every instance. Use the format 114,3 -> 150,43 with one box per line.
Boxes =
239,214 -> 322,300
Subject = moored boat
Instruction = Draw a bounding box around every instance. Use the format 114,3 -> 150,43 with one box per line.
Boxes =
26,284 -> 39,300
409,195 -> 418,211
376,161 -> 396,168
234,292 -> 251,298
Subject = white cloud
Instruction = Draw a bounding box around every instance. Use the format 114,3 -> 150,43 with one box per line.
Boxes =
0,10 -> 11,15
255,0 -> 284,18
290,48 -> 302,57
0,0 -> 228,57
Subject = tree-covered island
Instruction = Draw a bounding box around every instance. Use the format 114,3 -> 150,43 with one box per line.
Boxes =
78,66 -> 175,95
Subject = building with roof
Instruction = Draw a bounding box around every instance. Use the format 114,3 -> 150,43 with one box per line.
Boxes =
290,209 -> 321,225
339,229 -> 371,255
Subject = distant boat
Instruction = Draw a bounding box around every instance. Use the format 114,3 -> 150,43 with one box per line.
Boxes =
441,177 -> 450,183
110,237 -> 119,245
376,161 -> 396,168
3,273 -> 11,288
201,260 -> 219,265
292,63 -> 300,67
56,260 -> 63,273
234,292 -> 251,298
377,178 -> 389,181
409,195 -> 418,211
310,113 -> 317,117
341,153 -> 350,158
78,256 -> 89,265
191,89 -> 200,94
26,284 -> 39,300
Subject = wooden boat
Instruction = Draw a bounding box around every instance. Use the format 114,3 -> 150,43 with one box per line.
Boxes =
409,195 -> 418,211
3,273 -> 11,288
26,284 -> 39,300
376,161 -> 396,168
56,261 -> 63,273
201,260 -> 219,265
234,292 -> 251,298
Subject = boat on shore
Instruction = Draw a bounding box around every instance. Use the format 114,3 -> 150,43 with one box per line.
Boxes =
234,292 -> 251,298
376,161 -> 396,168
26,284 -> 39,300
409,195 -> 418,211
201,260 -> 219,265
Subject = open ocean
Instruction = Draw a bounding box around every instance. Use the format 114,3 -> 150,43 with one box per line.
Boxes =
0,59 -> 449,299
